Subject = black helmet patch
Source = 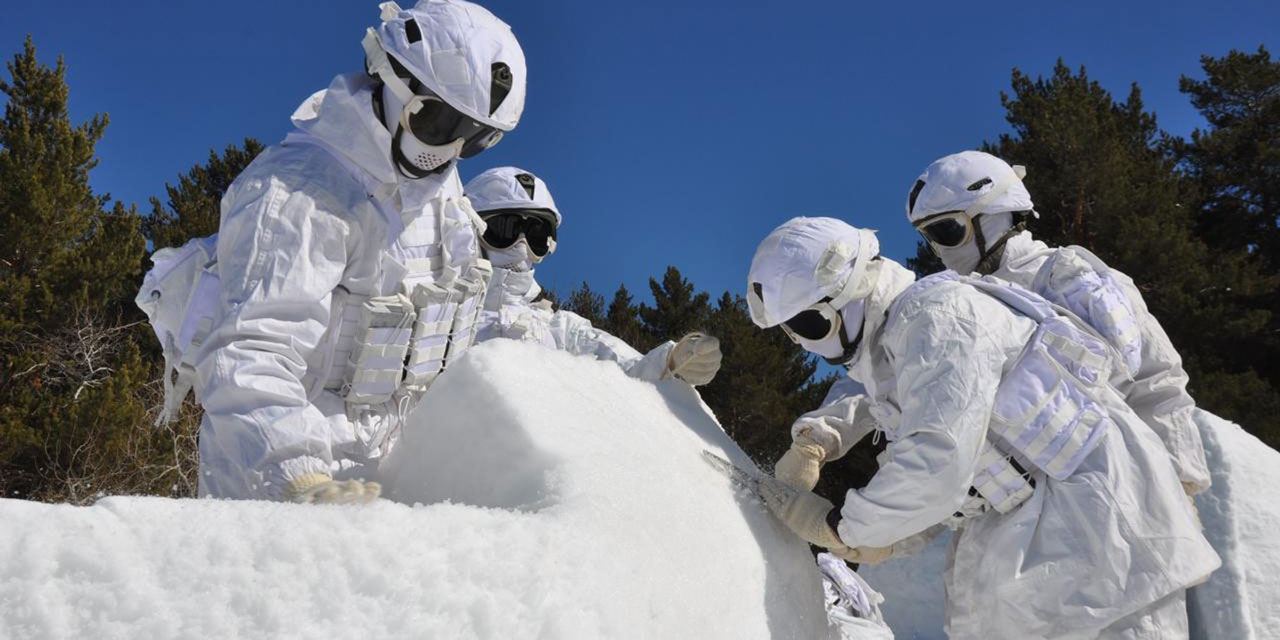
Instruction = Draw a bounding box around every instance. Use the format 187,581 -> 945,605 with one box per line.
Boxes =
490,63 -> 513,116
515,172 -> 536,200
907,179 -> 926,215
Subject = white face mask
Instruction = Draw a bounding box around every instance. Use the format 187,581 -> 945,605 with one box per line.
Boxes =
793,301 -> 866,363
487,239 -> 537,270
931,243 -> 982,276
381,85 -> 462,175
397,131 -> 462,173
930,211 -> 1014,274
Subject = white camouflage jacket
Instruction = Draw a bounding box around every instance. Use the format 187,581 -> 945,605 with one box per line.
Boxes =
993,231 -> 1211,491
195,73 -> 485,499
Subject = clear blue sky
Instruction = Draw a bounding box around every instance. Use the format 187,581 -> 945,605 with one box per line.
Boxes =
4,0 -> 1278,306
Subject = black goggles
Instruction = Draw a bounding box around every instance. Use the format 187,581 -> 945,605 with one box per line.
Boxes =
913,211 -> 974,248
481,209 -> 557,256
781,298 -> 841,342
389,55 -> 503,158
405,96 -> 503,158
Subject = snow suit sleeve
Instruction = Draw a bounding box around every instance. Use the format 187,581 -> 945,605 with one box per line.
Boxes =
789,393 -> 876,462
546,309 -> 674,382
194,170 -> 357,499
1111,271 -> 1211,492
835,291 -> 1009,548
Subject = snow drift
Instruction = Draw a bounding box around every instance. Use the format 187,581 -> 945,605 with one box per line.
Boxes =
1186,410 -> 1280,639
0,340 -> 836,640
857,409 -> 1280,639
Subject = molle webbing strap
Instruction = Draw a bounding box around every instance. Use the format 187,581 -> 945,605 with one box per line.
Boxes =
970,446 -> 1036,514
341,294 -> 416,405
402,281 -> 457,390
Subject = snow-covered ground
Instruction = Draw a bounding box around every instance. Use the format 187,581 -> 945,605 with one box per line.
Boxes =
2,339 -> 1277,639
0,340 -> 838,640
857,409 -> 1280,639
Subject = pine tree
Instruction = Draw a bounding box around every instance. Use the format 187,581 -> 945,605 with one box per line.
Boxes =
638,266 -> 712,344
1177,47 -> 1280,269
1175,47 -> 1280,400
1,37 -> 118,329
562,281 -> 605,326
144,138 -> 263,250
0,38 -> 189,501
602,283 -> 652,352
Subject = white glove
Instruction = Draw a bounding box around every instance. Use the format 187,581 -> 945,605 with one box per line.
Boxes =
665,332 -> 722,386
758,474 -> 847,551
285,472 -> 382,505
758,475 -> 897,565
774,440 -> 825,491
889,524 -> 945,557
829,543 -> 895,565
836,524 -> 944,565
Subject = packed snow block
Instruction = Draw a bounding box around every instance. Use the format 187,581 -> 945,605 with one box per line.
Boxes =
0,340 -> 836,639
1188,410 -> 1280,639
379,339 -> 835,639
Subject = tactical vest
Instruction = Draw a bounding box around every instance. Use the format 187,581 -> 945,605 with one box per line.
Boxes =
876,272 -> 1120,520
1030,246 -> 1143,379
137,180 -> 491,426
314,192 -> 492,408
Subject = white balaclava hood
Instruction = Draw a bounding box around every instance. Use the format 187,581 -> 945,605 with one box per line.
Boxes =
747,217 -> 880,364
906,150 -> 1035,274
464,166 -> 561,269
364,0 -> 527,176
933,212 -> 1014,275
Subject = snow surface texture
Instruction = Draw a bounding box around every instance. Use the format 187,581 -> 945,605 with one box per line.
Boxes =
0,340 -> 837,640
854,409 -> 1280,639
1187,410 -> 1280,639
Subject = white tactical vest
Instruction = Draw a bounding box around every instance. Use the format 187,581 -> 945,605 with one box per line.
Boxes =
1030,246 -> 1143,379
879,271 -> 1121,522
138,186 -> 491,426
313,190 -> 492,411
922,272 -> 1116,476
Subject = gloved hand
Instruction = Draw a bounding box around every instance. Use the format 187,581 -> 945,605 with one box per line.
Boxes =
828,544 -> 895,565
758,474 -> 847,551
665,332 -> 722,386
285,472 -> 382,505
774,439 -> 826,491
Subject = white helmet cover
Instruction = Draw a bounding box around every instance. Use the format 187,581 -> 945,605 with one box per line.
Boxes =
464,166 -> 561,226
371,0 -> 527,132
905,150 -> 1034,222
747,217 -> 880,328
